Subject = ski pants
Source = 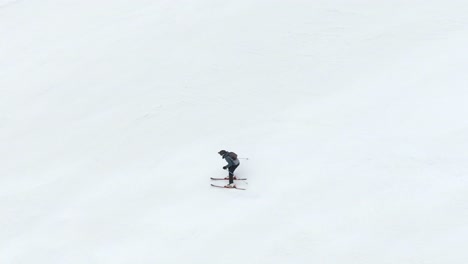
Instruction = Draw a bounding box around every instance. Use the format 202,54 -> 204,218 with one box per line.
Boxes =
228,163 -> 240,184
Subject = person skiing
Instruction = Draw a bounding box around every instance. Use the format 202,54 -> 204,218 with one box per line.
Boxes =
218,150 -> 240,188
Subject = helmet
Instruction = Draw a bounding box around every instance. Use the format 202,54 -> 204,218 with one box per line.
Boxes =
218,150 -> 227,155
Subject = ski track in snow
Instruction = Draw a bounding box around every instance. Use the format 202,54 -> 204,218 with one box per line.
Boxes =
0,0 -> 21,8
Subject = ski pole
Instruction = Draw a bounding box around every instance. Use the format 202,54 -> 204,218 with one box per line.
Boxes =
238,157 -> 249,160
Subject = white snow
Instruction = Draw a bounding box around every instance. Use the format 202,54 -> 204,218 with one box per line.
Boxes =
1,1 -> 468,263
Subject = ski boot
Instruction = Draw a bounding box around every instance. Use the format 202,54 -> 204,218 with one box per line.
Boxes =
225,183 -> 236,188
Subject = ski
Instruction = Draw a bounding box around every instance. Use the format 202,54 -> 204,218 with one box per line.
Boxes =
211,184 -> 246,190
210,177 -> 247,181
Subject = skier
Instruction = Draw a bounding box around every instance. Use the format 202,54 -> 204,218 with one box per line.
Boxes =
218,150 -> 240,188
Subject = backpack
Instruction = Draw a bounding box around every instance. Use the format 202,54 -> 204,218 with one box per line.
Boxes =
229,152 -> 238,160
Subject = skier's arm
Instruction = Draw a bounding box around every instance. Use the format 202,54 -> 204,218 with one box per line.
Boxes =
224,156 -> 235,167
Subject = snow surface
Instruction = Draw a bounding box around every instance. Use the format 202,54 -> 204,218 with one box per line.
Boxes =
1,1 -> 468,263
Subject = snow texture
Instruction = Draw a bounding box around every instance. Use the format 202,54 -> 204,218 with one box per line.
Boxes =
1,1 -> 468,263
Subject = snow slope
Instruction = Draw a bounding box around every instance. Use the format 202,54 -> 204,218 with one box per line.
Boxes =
1,1 -> 468,263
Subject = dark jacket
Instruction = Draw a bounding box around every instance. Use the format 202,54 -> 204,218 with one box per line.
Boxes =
223,152 -> 240,167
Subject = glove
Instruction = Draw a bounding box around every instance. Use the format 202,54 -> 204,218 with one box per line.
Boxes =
223,166 -> 228,170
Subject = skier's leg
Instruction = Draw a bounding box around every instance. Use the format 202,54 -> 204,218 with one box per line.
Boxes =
230,163 -> 240,181
233,163 -> 239,173
228,167 -> 235,184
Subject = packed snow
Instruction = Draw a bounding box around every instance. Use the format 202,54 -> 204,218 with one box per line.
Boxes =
1,1 -> 468,263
